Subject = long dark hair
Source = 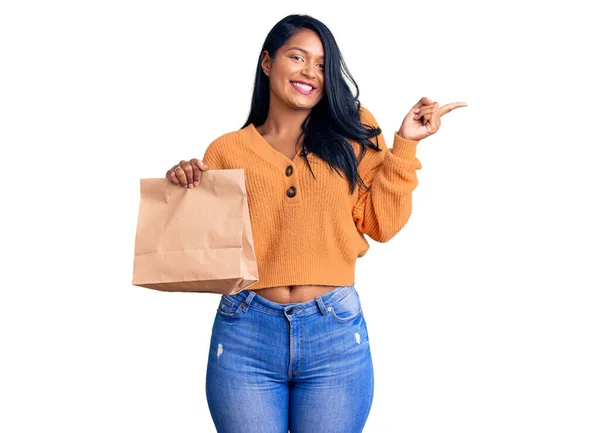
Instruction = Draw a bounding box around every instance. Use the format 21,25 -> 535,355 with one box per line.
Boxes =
241,14 -> 383,195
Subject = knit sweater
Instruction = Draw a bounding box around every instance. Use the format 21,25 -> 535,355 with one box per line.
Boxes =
201,106 -> 422,291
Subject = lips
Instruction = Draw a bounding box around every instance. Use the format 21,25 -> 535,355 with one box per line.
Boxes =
291,80 -> 316,90
290,81 -> 317,95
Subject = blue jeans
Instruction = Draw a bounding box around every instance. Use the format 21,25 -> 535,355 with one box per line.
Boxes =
205,284 -> 374,433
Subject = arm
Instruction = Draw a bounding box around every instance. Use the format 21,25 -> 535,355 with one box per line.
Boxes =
201,139 -> 225,170
352,106 -> 423,243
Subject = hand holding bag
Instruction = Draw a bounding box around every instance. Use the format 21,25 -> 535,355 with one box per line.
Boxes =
131,169 -> 259,294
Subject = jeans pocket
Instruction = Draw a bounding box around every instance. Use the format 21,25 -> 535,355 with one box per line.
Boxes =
330,289 -> 363,323
216,295 -> 244,318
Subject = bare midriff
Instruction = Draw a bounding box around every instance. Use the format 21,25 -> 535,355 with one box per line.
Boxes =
250,285 -> 339,304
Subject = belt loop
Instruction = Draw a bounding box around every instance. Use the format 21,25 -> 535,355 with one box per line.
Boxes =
242,291 -> 256,312
315,296 -> 329,316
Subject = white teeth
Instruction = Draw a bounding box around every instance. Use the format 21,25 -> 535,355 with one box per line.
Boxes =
292,81 -> 313,91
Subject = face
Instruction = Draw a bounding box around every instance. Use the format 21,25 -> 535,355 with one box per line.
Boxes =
261,29 -> 325,110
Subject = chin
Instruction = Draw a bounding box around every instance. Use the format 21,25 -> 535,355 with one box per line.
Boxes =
293,96 -> 321,109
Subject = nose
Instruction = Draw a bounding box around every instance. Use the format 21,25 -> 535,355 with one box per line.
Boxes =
301,63 -> 318,79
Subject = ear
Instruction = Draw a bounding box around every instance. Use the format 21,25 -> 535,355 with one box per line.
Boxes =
261,50 -> 271,75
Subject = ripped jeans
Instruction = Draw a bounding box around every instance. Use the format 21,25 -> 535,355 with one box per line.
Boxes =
205,284 -> 375,433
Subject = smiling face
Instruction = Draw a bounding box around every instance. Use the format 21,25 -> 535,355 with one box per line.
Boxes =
261,29 -> 325,110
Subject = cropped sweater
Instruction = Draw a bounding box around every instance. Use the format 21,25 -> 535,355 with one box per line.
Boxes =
201,106 -> 422,291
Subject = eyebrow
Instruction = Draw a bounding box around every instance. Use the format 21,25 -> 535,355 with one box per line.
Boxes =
286,46 -> 325,60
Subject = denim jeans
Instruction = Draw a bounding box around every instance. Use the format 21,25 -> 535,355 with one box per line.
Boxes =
205,284 -> 374,433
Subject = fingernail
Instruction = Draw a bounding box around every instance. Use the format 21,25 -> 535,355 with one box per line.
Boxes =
415,108 -> 420,113
194,181 -> 199,186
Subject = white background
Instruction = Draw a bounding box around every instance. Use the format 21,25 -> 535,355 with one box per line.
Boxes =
2,0 -> 599,432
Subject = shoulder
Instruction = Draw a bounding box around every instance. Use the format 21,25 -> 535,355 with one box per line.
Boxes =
207,129 -> 242,149
358,105 -> 380,128
202,129 -> 244,167
203,128 -> 247,161
350,105 -> 384,155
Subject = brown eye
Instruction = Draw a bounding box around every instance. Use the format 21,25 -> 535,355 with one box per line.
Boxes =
292,55 -> 324,69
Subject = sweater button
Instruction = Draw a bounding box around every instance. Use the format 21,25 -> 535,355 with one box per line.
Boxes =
285,165 -> 293,176
286,186 -> 296,198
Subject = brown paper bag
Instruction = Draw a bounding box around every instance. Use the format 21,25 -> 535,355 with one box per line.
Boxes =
132,169 -> 259,294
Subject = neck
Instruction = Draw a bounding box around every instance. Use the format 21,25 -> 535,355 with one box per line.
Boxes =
258,96 -> 311,139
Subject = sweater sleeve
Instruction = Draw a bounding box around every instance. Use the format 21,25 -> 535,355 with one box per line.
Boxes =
352,106 -> 423,243
201,138 -> 226,170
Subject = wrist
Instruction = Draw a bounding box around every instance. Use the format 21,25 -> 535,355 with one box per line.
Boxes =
396,130 -> 421,142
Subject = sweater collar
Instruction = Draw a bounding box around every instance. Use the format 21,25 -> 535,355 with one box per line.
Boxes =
240,123 -> 305,169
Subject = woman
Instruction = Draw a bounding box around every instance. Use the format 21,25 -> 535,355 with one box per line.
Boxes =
166,14 -> 466,433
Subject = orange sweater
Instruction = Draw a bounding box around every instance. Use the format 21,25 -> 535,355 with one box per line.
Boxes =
202,106 -> 422,291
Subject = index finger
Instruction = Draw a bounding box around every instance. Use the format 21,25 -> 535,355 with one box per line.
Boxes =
440,102 -> 468,116
190,158 -> 203,185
